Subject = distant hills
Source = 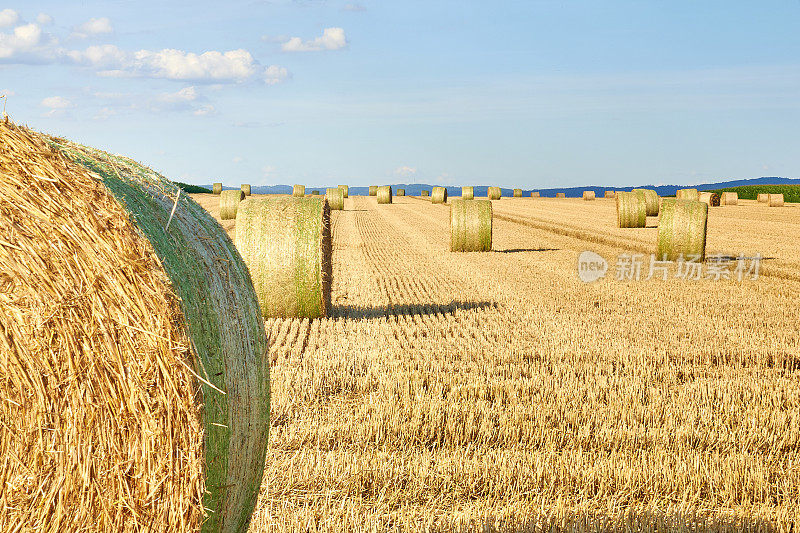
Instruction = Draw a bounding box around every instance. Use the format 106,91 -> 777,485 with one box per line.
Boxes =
200,177 -> 800,198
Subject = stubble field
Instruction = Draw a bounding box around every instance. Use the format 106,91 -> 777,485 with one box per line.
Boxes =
192,193 -> 800,532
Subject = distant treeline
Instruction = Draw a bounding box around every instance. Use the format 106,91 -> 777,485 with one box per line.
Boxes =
708,184 -> 800,202
175,182 -> 211,194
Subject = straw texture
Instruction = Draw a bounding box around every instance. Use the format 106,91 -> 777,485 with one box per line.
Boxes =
396,188 -> 405,196
487,186 -> 501,200
769,193 -> 785,207
462,186 -> 474,200
583,190 -> 595,201
513,189 -> 522,197
531,191 -> 540,198
311,190 -> 320,195
556,192 -> 566,198
604,190 -> 615,198
369,185 -> 378,196
676,188 -> 699,201
338,185 -> 349,198
326,187 -> 344,210
241,184 -> 251,196
421,190 -> 430,197
720,192 -> 738,206
632,188 -> 659,216
656,199 -> 708,261
616,191 -> 647,228
377,185 -> 393,204
450,199 -> 492,252
220,189 -> 246,220
292,184 -> 305,197
235,198 -> 331,318
0,121 -> 269,533
757,193 -> 769,203
213,182 -> 222,195
699,192 -> 720,207
431,186 -> 447,204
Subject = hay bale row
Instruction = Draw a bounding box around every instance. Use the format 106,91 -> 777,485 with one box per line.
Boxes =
396,188 -> 405,196
720,191 -> 738,206
513,188 -> 522,197
583,190 -> 595,201
235,197 -> 331,318
220,189 -> 246,220
657,199 -> 708,261
757,193 -> 769,203
450,199 -> 492,252
213,182 -> 222,195
556,192 -> 566,198
531,191 -> 540,198
462,186 -> 474,200
241,183 -> 251,196
769,193 -> 785,207
377,185 -> 392,204
616,191 -> 646,228
632,188 -> 659,216
699,192 -> 720,207
421,190 -> 430,197
487,186 -> 501,200
292,184 -> 305,197
604,190 -> 615,198
338,185 -> 349,198
431,186 -> 447,204
676,188 -> 698,201
0,121 -> 269,532
369,185 -> 378,196
326,187 -> 344,210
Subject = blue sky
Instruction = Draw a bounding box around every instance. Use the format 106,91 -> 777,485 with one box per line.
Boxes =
2,1 -> 800,188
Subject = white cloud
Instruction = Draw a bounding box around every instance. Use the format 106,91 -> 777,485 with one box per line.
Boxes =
193,104 -> 215,116
41,96 -> 72,109
343,3 -> 366,11
264,64 -> 289,85
282,27 -> 347,52
92,106 -> 117,120
0,9 -> 19,28
36,14 -> 53,26
394,166 -> 417,178
72,17 -> 113,39
0,23 -> 45,59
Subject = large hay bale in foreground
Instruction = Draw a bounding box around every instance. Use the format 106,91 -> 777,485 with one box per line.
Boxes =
556,192 -> 566,198
0,121 -> 269,532
487,186 -> 501,200
431,186 -> 448,204
338,185 -> 349,198
769,193 -> 785,207
657,199 -> 708,261
676,188 -> 699,201
241,184 -> 251,196
632,188 -> 659,216
396,188 -> 405,196
616,191 -> 646,228
757,193 -> 769,203
513,188 -> 522,197
450,199 -> 492,252
720,191 -> 738,206
236,198 -> 331,318
220,189 -> 246,220
213,182 -> 222,195
326,187 -> 344,210
377,185 -> 393,204
292,184 -> 305,197
699,192 -> 720,207
369,185 -> 378,196
583,190 -> 595,201
531,191 -> 540,198
604,190 -> 615,198
462,186 -> 474,200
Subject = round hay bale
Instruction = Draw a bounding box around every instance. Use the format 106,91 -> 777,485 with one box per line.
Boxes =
719,191 -> 738,206
311,190 -> 320,195
377,185 -> 393,204
632,188 -> 659,216
338,185 -> 349,198
531,191 -> 540,198
368,185 -> 378,196
487,186 -> 501,200
604,190 -> 615,198
656,199 -> 708,261
292,184 -> 305,197
213,182 -> 222,195
396,188 -> 405,196
676,188 -> 699,201
326,187 -> 344,210
556,192 -> 566,198
450,199 -> 492,252
235,198 -> 331,318
513,188 -> 522,197
220,189 -> 246,220
769,193 -> 785,207
583,190 -> 595,201
616,191 -> 646,228
699,192 -> 720,207
757,193 -> 769,203
462,186 -> 474,200
431,186 -> 448,204
241,184 -> 251,196
0,122 -> 269,532
421,190 -> 430,197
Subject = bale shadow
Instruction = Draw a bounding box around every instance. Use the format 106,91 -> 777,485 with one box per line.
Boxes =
495,247 -> 559,253
333,300 -> 497,320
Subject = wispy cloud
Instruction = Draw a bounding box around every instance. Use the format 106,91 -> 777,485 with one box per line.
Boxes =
41,95 -> 74,116
36,13 -> 53,26
282,27 -> 347,52
72,17 -> 113,39
394,166 -> 417,178
342,3 -> 366,12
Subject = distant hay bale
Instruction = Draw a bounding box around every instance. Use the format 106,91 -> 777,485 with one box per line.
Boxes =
604,190 -> 615,198
377,185 -> 393,204
531,191 -> 540,198
487,186 -> 501,200
616,191 -> 646,228
0,121 -> 269,532
699,192 -> 720,207
311,190 -> 320,195
450,199 -> 492,252
369,185 -> 378,196
720,191 -> 738,206
632,188 -> 659,216
241,183 -> 251,196
213,182 -> 222,194
396,188 -> 405,196
431,186 -> 448,204
757,193 -> 769,203
220,189 -> 246,220
421,190 -> 430,197
338,185 -> 349,198
462,186 -> 474,200
513,188 -> 522,197
657,199 -> 708,261
583,190 -> 595,201
556,192 -> 566,198
326,187 -> 344,210
235,197 -> 331,318
676,188 -> 699,201
292,184 -> 305,197
769,193 -> 785,207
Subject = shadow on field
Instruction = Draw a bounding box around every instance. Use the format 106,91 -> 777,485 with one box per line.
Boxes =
333,300 -> 497,320
495,247 -> 559,253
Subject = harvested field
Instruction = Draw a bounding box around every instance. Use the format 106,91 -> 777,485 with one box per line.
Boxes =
193,194 -> 800,531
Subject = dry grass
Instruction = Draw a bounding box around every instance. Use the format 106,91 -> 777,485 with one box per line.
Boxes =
431,186 -> 447,204
242,183 -> 252,196
377,185 -> 392,205
488,186 -> 501,200
292,184 -> 305,197
556,192 -> 566,198
721,191 -> 739,206
462,186 -> 474,200
213,182 -> 222,194
656,199 -> 708,261
583,190 -> 595,201
189,193 -> 800,532
513,188 -> 523,197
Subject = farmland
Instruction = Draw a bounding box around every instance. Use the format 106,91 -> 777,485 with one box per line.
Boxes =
191,193 -> 800,531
